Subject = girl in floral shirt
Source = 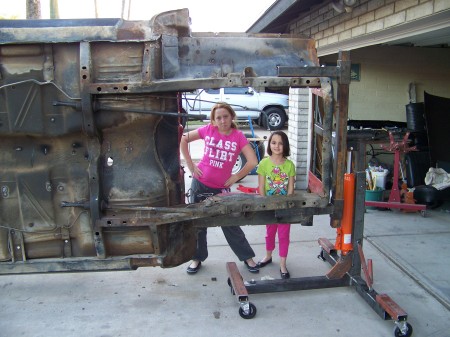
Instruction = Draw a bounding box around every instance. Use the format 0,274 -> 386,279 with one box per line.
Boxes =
256,131 -> 295,279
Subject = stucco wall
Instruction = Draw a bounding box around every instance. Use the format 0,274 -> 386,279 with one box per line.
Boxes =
320,45 -> 450,121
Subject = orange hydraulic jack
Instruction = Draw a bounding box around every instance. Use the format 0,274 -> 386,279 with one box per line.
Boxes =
325,173 -> 355,279
335,173 -> 355,254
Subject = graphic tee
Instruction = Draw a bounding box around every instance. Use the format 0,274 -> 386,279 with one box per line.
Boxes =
197,124 -> 249,189
257,157 -> 296,195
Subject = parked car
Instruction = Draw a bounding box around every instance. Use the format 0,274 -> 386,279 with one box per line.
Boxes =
181,87 -> 288,130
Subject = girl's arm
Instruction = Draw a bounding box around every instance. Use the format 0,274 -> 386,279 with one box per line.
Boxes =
258,173 -> 266,197
224,143 -> 258,187
287,176 -> 295,195
180,130 -> 202,177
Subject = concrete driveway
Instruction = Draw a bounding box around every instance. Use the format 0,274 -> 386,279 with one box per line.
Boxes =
1,125 -> 449,337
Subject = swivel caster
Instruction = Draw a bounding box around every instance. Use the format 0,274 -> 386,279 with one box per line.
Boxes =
238,302 -> 257,319
394,321 -> 413,337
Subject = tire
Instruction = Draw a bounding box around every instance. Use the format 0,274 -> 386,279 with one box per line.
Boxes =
257,115 -> 264,127
232,152 -> 247,176
231,134 -> 265,179
244,133 -> 265,162
262,107 -> 286,130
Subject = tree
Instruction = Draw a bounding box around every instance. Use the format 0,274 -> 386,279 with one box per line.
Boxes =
26,0 -> 41,19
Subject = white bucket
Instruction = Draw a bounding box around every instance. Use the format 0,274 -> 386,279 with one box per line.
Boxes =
371,169 -> 389,189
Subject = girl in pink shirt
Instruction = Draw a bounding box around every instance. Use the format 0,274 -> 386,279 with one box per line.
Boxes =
180,102 -> 260,274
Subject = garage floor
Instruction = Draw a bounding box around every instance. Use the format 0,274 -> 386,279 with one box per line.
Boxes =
1,126 -> 449,337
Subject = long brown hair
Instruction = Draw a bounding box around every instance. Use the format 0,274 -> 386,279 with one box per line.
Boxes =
210,102 -> 238,129
267,131 -> 290,157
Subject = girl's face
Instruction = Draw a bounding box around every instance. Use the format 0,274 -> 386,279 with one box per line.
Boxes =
270,134 -> 284,155
213,108 -> 233,133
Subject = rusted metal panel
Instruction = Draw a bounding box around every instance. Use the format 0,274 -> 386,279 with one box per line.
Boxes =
0,9 -> 346,274
331,51 -> 351,228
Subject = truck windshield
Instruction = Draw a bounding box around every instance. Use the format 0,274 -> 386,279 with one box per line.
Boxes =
223,87 -> 252,95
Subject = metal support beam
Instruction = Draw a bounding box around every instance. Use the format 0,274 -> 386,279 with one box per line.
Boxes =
244,275 -> 348,294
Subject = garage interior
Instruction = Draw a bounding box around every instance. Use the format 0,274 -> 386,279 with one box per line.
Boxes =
249,0 -> 450,204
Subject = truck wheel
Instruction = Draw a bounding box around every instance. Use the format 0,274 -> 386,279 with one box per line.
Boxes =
262,107 -> 286,130
231,134 -> 265,180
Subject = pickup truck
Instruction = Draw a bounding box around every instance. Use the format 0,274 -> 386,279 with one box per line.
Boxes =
181,87 -> 288,130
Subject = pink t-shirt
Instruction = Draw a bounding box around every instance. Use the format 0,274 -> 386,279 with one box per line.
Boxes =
196,124 -> 249,189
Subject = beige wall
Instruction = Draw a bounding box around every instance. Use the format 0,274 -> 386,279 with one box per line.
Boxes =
320,45 -> 450,121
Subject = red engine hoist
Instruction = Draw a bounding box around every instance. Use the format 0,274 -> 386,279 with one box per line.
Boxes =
364,132 -> 426,215
227,171 -> 413,337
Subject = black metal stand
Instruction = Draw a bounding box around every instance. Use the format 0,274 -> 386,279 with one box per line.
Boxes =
226,172 -> 413,337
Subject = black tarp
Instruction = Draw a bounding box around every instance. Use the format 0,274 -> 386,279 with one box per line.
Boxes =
424,92 -> 450,167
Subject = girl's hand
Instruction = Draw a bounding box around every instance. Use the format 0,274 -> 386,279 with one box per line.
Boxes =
224,174 -> 239,187
190,164 -> 203,178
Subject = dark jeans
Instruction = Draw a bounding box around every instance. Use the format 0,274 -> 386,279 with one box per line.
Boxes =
190,178 -> 255,262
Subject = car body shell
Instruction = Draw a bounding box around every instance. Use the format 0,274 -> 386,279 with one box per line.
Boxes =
0,10 -> 341,275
